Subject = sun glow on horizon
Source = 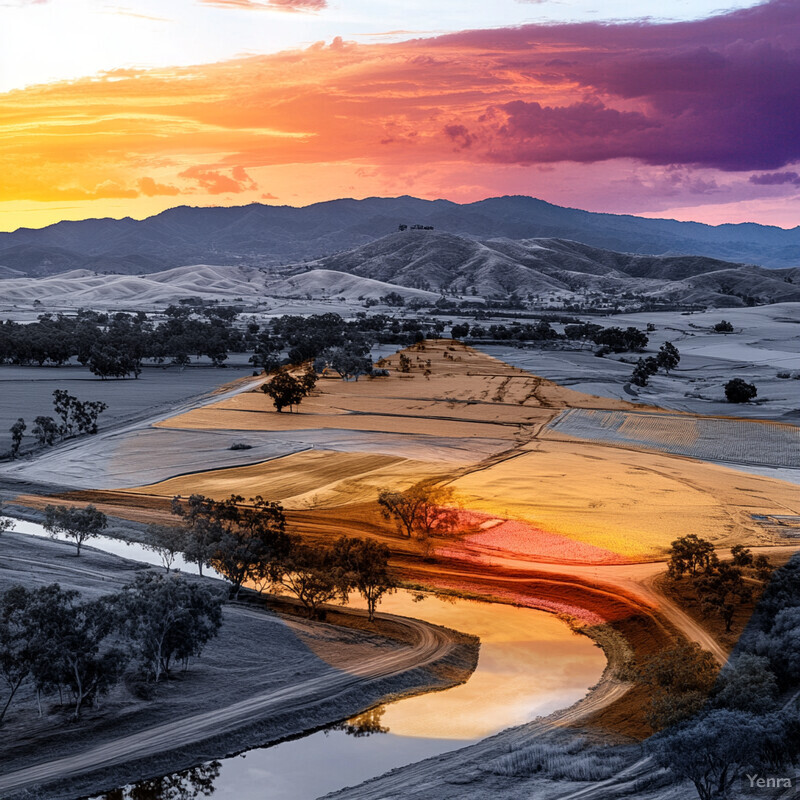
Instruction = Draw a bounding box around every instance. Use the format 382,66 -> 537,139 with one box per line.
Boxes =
1,0 -> 798,231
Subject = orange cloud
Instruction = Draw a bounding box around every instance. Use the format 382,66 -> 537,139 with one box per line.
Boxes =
1,1 -> 798,229
178,165 -> 258,194
137,177 -> 181,196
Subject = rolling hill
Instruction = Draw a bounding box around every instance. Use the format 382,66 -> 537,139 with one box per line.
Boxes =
308,231 -> 800,306
2,195 -> 800,277
2,232 -> 799,309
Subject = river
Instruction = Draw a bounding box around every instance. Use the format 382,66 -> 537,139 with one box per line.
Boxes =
8,519 -> 606,800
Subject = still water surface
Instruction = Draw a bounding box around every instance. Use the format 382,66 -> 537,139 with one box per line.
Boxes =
10,520 -> 605,800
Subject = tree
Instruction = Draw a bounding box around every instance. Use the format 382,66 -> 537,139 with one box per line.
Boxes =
118,762 -> 222,800
32,415 -> 59,446
381,291 -> 405,307
451,323 -> 470,339
631,356 -> 659,387
593,326 -> 648,353
752,553 -> 773,582
332,537 -> 396,622
250,331 -> 283,373
9,418 -> 25,458
635,641 -> 719,730
377,480 -> 458,541
52,390 -> 107,437
697,562 -> 752,633
648,710 -> 782,800
397,353 -> 412,373
27,585 -> 126,719
667,534 -> 716,578
755,606 -> 800,685
87,343 -> 141,379
117,573 -> 223,682
713,320 -> 734,333
173,494 -> 291,598
0,586 -> 34,723
657,341 -> 681,373
724,378 -> 757,403
317,344 -> 372,381
212,495 -> 291,598
262,370 -> 306,412
43,504 -> 108,556
0,505 -> 13,536
730,544 -> 753,568
712,654 -> 778,713
142,524 -> 186,572
277,544 -> 342,619
299,366 -> 318,395
171,494 -> 224,577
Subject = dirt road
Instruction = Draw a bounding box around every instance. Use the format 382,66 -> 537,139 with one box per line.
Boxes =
0,604 -> 457,797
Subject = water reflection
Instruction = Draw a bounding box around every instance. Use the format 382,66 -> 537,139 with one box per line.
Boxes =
98,762 -> 221,800
330,706 -> 389,738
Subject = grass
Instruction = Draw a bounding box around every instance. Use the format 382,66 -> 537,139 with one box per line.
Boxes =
488,737 -> 633,780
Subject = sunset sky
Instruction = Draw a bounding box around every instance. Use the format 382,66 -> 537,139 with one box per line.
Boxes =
1,0 -> 799,231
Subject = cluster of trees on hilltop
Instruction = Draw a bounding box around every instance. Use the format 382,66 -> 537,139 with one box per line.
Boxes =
0,573 -> 223,723
168,494 -> 396,621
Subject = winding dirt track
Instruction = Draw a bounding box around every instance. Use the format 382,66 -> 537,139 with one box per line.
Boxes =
0,606 -> 457,797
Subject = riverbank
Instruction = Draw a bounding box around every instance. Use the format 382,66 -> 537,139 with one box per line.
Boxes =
0,533 -> 478,800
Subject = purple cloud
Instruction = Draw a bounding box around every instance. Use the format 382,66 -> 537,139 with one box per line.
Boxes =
423,0 -> 800,172
749,171 -> 800,185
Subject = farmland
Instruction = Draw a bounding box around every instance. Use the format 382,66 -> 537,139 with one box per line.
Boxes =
3,335 -> 800,800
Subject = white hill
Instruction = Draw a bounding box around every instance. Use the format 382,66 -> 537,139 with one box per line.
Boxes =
265,269 -> 440,301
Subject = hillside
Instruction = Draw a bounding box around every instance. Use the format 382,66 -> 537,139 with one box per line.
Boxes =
2,196 -> 800,277
309,231 -> 800,307
2,232 -> 799,309
0,263 -> 435,308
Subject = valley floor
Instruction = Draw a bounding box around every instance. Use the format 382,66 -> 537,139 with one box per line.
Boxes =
2,337 -> 798,799
0,533 -> 476,800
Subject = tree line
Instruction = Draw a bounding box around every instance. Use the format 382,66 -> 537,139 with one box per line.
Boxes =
165,494 -> 396,621
0,573 -> 223,724
32,494 -> 402,622
0,307 -> 245,377
0,309 -> 451,379
451,320 -> 651,354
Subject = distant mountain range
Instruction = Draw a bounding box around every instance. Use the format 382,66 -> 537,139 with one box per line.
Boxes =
2,196 -> 800,278
2,231 -> 798,309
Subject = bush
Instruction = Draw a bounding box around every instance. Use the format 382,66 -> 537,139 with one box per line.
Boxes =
229,442 -> 253,450
714,320 -> 734,333
724,378 -> 757,403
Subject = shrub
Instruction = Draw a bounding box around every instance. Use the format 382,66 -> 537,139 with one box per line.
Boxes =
724,378 -> 757,403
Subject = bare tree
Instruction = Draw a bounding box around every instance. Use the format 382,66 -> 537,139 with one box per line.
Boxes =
377,480 -> 459,541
